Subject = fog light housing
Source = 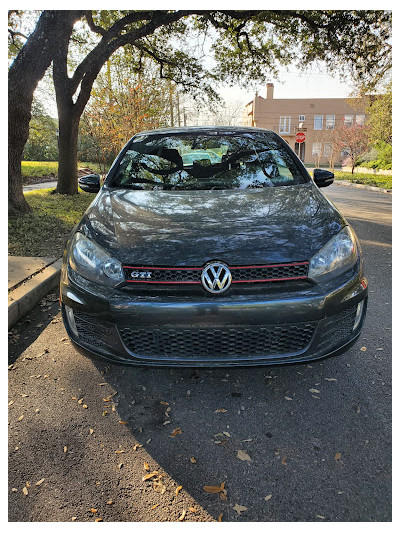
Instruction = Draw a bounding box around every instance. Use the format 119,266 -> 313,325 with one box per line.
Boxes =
353,300 -> 364,331
65,305 -> 79,337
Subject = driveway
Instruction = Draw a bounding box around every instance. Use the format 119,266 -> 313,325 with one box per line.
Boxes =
8,183 -> 392,522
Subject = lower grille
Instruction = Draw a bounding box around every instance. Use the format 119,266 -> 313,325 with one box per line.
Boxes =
314,304 -> 358,352
118,323 -> 316,359
74,311 -> 108,348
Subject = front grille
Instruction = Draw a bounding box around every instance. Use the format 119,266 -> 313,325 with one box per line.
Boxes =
74,311 -> 109,348
118,322 -> 316,359
123,261 -> 309,285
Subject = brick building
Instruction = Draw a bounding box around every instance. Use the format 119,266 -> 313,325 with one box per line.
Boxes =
242,83 -> 367,165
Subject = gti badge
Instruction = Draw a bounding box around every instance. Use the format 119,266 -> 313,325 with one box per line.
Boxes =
130,270 -> 152,279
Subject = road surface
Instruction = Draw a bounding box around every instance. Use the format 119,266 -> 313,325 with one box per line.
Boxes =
8,183 -> 392,522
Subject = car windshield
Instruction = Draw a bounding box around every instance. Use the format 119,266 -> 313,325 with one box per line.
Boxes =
111,131 -> 308,190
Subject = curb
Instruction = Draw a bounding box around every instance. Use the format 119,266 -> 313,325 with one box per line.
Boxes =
334,180 -> 391,194
8,259 -> 63,329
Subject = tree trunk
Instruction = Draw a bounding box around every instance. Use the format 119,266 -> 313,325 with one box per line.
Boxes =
56,114 -> 80,194
8,10 -> 84,215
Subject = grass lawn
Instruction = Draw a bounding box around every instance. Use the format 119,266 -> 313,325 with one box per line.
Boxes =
334,171 -> 392,189
8,189 -> 94,257
21,161 -> 103,183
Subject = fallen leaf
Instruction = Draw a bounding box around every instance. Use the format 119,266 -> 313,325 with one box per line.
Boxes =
204,484 -> 223,494
64,446 -> 68,453
98,383 -> 107,386
142,471 -> 159,481
151,503 -> 160,510
106,500 -> 114,505
281,456 -> 287,466
71,517 -> 77,521
309,388 -> 320,394
223,431 -> 231,437
189,507 -> 197,513
144,462 -> 150,471
89,508 -> 97,513
160,401 -> 169,406
22,487 -> 28,496
118,463 -> 123,469
83,405 -> 88,409
264,494 -> 272,502
324,378 -> 337,382
163,420 -> 171,425
190,456 -> 197,463
17,415 -> 24,422
119,421 -> 128,424
170,427 -> 182,437
215,408 -> 227,413
178,510 -> 186,521
220,490 -> 227,501
89,428 -> 94,435
360,346 -> 367,351
115,450 -> 125,454
316,515 -> 326,520
218,513 -> 223,522
35,478 -> 45,486
133,443 -> 143,451
175,485 -> 183,496
237,449 -> 251,462
334,452 -> 342,462
284,396 -> 293,401
95,518 -> 103,522
78,398 -> 84,404
11,488 -> 18,492
8,400 -> 14,406
233,503 -> 247,515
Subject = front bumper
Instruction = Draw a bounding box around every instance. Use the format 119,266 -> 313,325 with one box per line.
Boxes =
60,264 -> 368,367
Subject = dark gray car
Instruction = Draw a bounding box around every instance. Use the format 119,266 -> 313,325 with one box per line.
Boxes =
61,126 -> 367,366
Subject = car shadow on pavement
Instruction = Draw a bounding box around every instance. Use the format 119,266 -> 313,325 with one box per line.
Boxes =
77,347 -> 391,522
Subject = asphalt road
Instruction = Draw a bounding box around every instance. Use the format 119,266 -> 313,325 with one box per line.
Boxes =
8,183 -> 392,522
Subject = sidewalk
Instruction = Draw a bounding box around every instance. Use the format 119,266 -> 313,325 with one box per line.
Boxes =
8,256 -> 62,328
23,180 -> 57,192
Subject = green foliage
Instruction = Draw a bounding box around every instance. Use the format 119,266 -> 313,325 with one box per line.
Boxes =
23,100 -> 58,161
367,82 -> 392,144
8,189 -> 93,256
334,171 -> 391,189
356,140 -> 392,170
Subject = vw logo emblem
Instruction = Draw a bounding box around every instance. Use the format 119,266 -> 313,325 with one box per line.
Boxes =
201,262 -> 232,294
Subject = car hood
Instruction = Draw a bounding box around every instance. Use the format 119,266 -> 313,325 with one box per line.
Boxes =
80,184 -> 345,266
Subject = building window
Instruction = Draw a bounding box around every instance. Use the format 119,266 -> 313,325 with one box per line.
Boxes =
324,142 -> 333,157
355,114 -> 365,126
312,142 -> 322,156
341,147 -> 350,157
314,115 -> 323,130
344,115 -> 353,127
326,115 -> 335,130
299,115 -> 305,122
279,116 -> 291,134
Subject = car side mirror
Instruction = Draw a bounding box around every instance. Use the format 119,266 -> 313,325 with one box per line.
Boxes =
313,169 -> 334,188
78,174 -> 101,193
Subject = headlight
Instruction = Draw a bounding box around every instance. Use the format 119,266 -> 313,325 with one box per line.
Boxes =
308,226 -> 358,281
68,232 -> 124,287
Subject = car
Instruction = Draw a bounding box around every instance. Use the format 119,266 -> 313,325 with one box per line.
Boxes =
61,126 -> 367,367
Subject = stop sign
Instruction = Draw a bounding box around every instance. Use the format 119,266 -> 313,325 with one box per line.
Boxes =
295,132 -> 305,143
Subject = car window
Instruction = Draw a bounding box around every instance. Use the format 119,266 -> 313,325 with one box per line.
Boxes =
111,132 -> 308,190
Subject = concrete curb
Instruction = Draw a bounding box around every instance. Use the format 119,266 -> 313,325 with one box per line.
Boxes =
334,180 -> 392,194
8,259 -> 62,329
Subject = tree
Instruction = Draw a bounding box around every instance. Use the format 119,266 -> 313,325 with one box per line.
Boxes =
79,62 -> 171,173
8,10 -> 83,214
9,10 -> 392,211
367,81 -> 392,145
23,98 -> 58,161
333,124 -> 370,174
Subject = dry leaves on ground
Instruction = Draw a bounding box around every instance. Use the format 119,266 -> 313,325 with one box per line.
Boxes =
170,427 -> 182,438
237,449 -> 252,462
233,503 -> 247,515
